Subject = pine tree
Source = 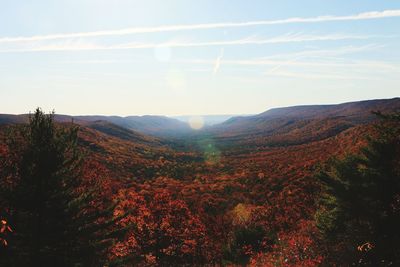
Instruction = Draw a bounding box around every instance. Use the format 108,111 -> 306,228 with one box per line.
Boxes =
0,108 -> 118,266
315,112 -> 400,265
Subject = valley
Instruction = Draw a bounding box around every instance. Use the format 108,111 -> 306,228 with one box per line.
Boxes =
1,98 -> 399,266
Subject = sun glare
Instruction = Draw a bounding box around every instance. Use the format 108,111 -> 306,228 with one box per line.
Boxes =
188,116 -> 204,130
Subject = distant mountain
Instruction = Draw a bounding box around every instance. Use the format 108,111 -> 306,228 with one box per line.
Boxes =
0,114 -> 191,137
257,97 -> 400,120
1,98 -> 399,142
209,98 -> 400,147
0,114 -> 29,124
82,120 -> 160,145
173,114 -> 241,126
74,115 -> 191,137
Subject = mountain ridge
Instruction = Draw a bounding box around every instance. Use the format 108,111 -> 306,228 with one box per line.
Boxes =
1,98 -> 399,140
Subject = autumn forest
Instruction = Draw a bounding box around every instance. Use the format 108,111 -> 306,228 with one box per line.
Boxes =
0,98 -> 399,266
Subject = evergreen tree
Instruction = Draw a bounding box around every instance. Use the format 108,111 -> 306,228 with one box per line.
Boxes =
0,108 -> 117,266
316,112 -> 400,265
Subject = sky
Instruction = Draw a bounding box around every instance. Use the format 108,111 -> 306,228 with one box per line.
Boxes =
0,0 -> 400,116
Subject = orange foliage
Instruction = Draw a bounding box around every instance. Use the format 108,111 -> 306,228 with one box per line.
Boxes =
250,221 -> 323,266
0,118 -> 375,265
111,189 -> 217,265
0,219 -> 12,247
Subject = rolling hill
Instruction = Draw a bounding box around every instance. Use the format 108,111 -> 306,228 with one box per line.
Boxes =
0,113 -> 191,138
206,98 -> 400,148
74,115 -> 191,137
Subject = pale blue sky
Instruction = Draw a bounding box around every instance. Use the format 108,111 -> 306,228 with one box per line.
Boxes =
0,0 -> 399,115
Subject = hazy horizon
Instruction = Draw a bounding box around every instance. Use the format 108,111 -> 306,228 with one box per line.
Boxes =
1,96 -> 399,117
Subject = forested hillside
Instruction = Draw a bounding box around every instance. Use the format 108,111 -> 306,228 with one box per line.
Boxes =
0,98 -> 399,266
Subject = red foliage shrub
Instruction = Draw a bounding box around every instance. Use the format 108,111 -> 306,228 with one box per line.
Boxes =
249,220 -> 324,267
111,189 -> 217,265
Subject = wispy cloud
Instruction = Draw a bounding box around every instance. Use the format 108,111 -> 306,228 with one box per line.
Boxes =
180,44 -> 400,72
265,70 -> 380,81
264,44 -> 384,74
213,48 -> 224,74
60,59 -> 133,64
189,58 -> 400,74
261,44 -> 384,60
213,58 -> 400,73
0,33 -> 379,53
1,9 -> 399,44
181,44 -> 400,77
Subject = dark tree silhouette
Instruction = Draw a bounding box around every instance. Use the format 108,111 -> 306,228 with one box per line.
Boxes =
0,108 -> 117,266
316,112 -> 400,265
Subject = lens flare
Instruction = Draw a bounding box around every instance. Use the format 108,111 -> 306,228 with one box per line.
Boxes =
188,116 -> 204,130
197,138 -> 222,165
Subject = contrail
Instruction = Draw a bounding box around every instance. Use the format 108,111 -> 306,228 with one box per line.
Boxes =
0,33 -> 376,53
0,9 -> 399,43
